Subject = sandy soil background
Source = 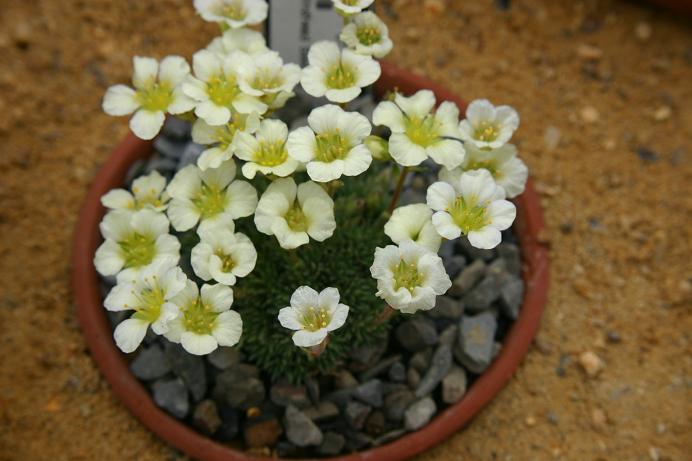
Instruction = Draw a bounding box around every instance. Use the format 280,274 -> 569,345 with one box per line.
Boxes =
0,0 -> 690,460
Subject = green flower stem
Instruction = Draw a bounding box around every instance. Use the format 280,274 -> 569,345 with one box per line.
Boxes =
386,166 -> 409,215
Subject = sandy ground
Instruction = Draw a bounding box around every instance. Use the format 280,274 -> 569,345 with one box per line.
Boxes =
0,0 -> 691,460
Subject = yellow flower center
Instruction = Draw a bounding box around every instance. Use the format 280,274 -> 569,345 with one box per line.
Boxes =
474,121 -> 500,142
119,233 -> 156,268
466,160 -> 500,178
325,62 -> 357,90
448,195 -> 489,234
251,69 -> 284,91
219,1 -> 246,20
129,282 -> 165,323
356,26 -> 381,46
192,183 -> 228,219
136,81 -> 173,112
131,186 -> 163,210
404,115 -> 440,147
341,0 -> 360,5
392,259 -> 423,292
254,140 -> 288,167
315,130 -> 350,162
301,306 -> 331,332
216,251 -> 236,272
284,203 -> 309,232
207,74 -> 240,107
182,298 -> 218,335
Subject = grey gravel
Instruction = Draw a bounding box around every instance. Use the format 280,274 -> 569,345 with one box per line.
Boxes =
404,397 -> 437,431
176,142 -> 205,170
192,399 -> 221,435
415,344 -> 453,398
207,347 -> 242,370
497,242 -> 521,276
130,344 -> 170,381
499,275 -> 524,319
388,362 -> 406,382
443,255 -> 467,278
344,400 -> 372,430
164,342 -> 206,402
152,378 -> 189,418
353,379 -> 384,408
304,400 -> 340,422
459,237 -> 495,261
438,324 -> 459,347
454,312 -> 498,374
212,365 -> 265,410
359,354 -> 402,382
270,381 -> 311,408
406,367 -> 421,389
427,296 -> 464,320
318,432 -> 346,456
154,136 -> 187,159
383,388 -> 416,421
284,405 -> 323,447
462,271 -> 503,312
395,318 -> 438,352
449,259 -> 486,296
334,369 -> 359,389
442,366 -> 467,404
161,117 -> 191,140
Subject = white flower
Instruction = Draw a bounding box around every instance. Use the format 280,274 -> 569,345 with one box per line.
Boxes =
103,56 -> 194,140
254,178 -> 336,249
237,51 -> 301,99
191,217 -> 257,286
166,160 -> 258,232
286,104 -> 372,182
370,240 -> 451,314
373,90 -> 465,169
332,0 -> 374,15
193,0 -> 268,29
235,119 -> 300,179
94,209 -> 180,282
206,28 -> 268,56
278,286 -> 349,347
104,260 -> 187,353
101,171 -> 169,212
340,12 -> 393,58
165,281 -> 242,355
458,99 -> 520,149
301,41 -> 380,103
191,112 -> 261,170
427,169 -> 516,249
384,204 -> 441,252
439,143 -> 528,199
182,50 -> 267,126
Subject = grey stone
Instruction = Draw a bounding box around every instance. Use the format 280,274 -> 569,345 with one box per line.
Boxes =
154,135 -> 187,159
438,239 -> 456,259
334,369 -> 359,389
124,158 -> 146,186
152,378 -> 189,418
161,116 -> 191,140
305,376 -> 320,404
304,401 -> 340,422
353,379 -> 384,407
406,367 -> 421,389
364,410 -> 386,436
359,355 -> 402,382
372,428 -> 407,446
344,401 -> 371,430
388,362 -> 406,382
324,388 -> 353,408
344,429 -> 372,451
192,399 -> 221,435
145,156 -> 178,175
497,242 -> 521,276
285,405 -> 323,447
276,441 -> 299,458
207,347 -> 242,370
130,344 -> 170,381
348,340 -> 387,372
427,296 -> 464,320
404,397 -> 437,431
164,342 -> 207,401
176,142 -> 205,170
395,318 -> 438,352
317,432 -> 346,456
459,237 -> 495,261
415,344 -> 453,398
439,324 -> 458,347
462,272 -> 503,312
499,275 -> 524,319
270,381 -> 310,408
454,312 -> 497,374
443,255 -> 467,278
442,366 -> 467,404
212,365 -> 265,410
398,188 -> 426,206
449,260 -> 486,296
409,348 -> 433,373
383,388 -> 416,421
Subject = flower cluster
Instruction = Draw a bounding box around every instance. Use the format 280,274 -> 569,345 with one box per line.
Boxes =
97,0 -> 528,359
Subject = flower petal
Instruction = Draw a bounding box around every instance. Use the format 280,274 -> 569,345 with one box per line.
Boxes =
129,109 -> 165,140
113,317 -> 149,353
102,85 -> 139,116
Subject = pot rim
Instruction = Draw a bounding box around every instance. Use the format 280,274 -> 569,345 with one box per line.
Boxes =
72,61 -> 549,461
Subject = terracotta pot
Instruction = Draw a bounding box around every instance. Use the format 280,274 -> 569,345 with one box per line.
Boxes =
72,62 -> 549,461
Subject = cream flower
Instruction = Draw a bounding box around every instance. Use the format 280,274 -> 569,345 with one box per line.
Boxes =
165,281 -> 242,355
332,0 -> 374,15
427,169 -> 516,249
237,51 -> 301,98
182,50 -> 267,126
234,119 -> 300,179
440,143 -> 528,199
193,0 -> 268,29
94,209 -> 180,282
104,260 -> 187,353
278,286 -> 349,347
373,90 -> 465,169
191,112 -> 261,170
300,41 -> 380,103
458,99 -> 520,149
286,104 -> 372,182
103,56 -> 194,140
166,160 -> 258,231
206,28 -> 268,56
101,171 -> 169,212
370,240 -> 451,314
340,12 -> 393,58
191,217 -> 257,286
384,204 -> 441,252
254,178 -> 336,249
